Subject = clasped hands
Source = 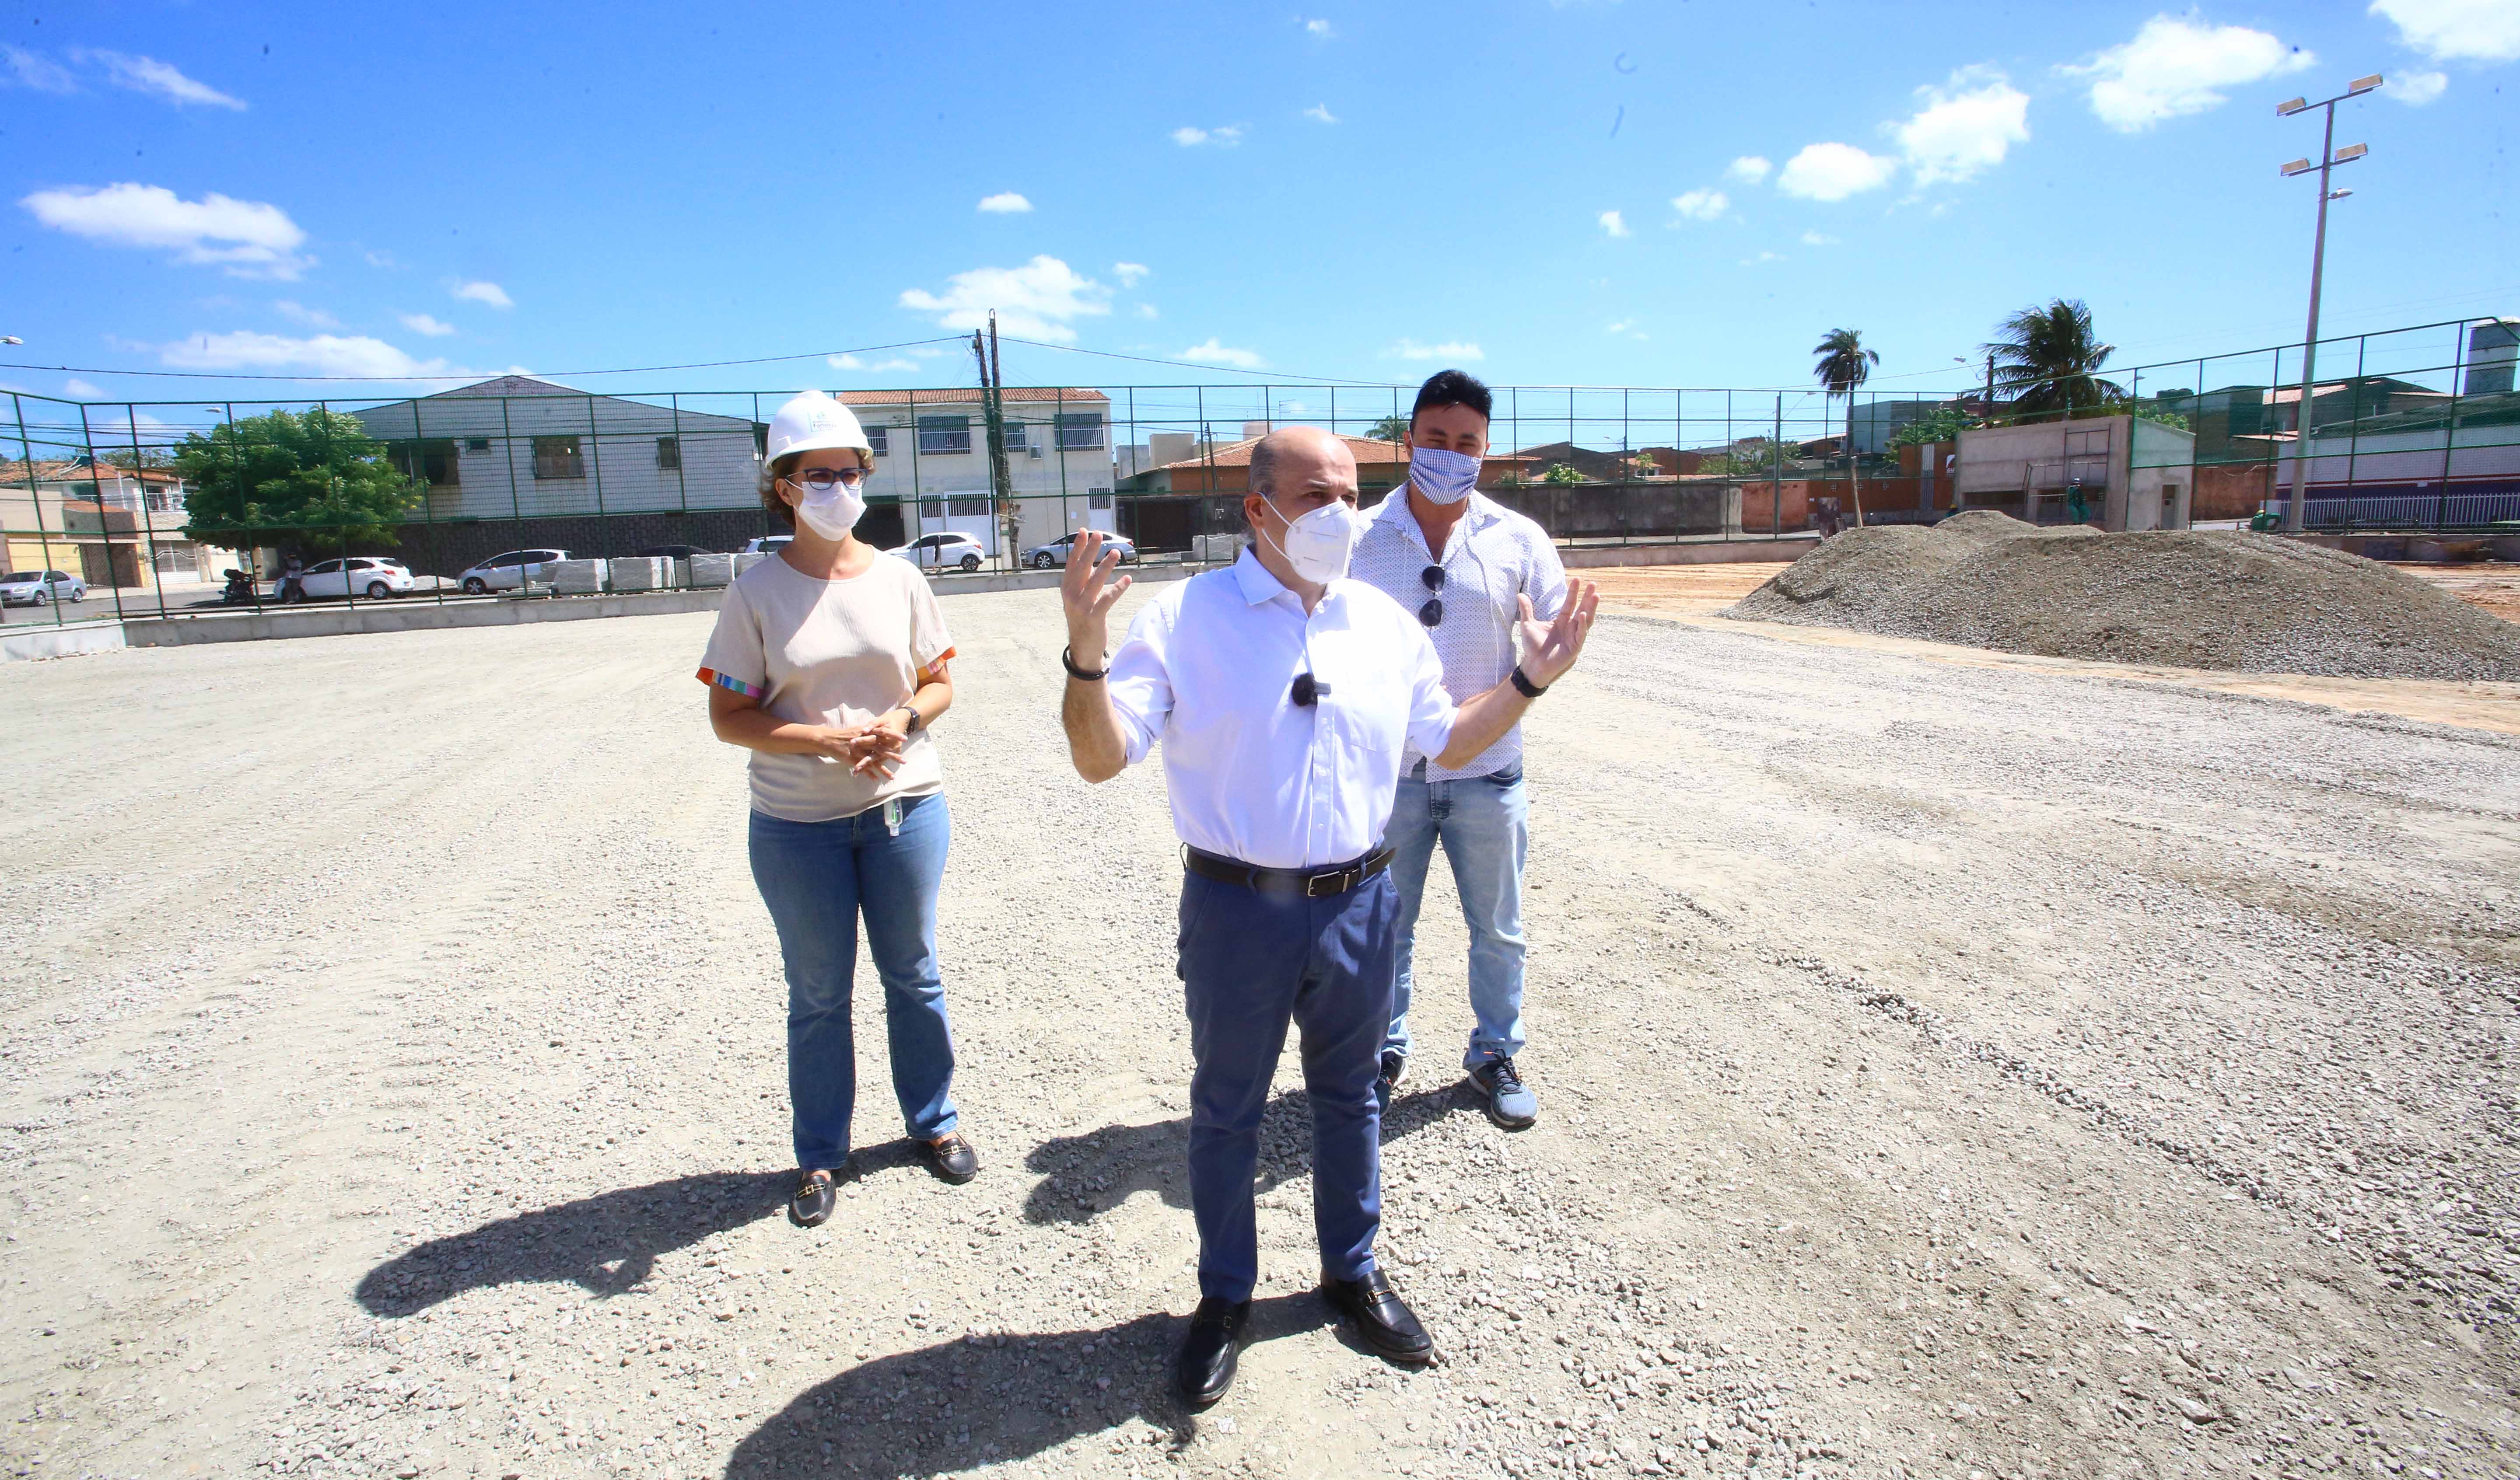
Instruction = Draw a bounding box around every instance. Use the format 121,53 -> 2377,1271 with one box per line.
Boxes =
812,711 -> 912,778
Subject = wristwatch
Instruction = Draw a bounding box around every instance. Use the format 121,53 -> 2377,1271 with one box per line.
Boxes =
1508,665 -> 1548,699
887,703 -> 923,734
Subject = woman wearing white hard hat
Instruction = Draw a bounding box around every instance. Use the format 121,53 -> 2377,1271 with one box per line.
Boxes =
696,389 -> 978,1228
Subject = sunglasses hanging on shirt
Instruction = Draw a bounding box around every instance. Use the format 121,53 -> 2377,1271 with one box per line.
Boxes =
1417,563 -> 1444,628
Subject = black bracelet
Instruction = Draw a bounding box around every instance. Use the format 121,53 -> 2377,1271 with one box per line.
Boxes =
1508,665 -> 1548,699
1062,645 -> 1108,682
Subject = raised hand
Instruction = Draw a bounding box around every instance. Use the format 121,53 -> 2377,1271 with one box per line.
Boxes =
1058,528 -> 1133,663
1516,579 -> 1599,688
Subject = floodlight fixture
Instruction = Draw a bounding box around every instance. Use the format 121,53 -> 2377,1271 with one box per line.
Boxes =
2281,158 -> 2316,176
2274,70 -> 2382,537
2334,142 -> 2369,163
2276,96 -> 2309,115
0,335 -> 19,346
2348,73 -> 2384,95
2328,189 -> 2354,201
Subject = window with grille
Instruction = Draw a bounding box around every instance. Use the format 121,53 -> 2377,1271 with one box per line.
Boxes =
1088,490 -> 1113,510
1057,413 -> 1105,450
655,436 -> 680,470
946,496 -> 990,516
1001,419 -> 1026,450
866,425 -> 889,457
532,435 -> 585,479
917,415 -> 971,455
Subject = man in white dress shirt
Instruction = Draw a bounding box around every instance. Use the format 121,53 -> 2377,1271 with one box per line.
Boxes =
1058,426 -> 1597,1407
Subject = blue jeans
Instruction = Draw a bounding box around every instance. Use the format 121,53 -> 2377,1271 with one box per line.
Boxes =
747,795 -> 958,1171
1177,867 -> 1396,1304
1381,763 -> 1529,1069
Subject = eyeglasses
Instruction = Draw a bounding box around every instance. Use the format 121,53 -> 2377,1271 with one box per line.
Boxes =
787,467 -> 871,492
1417,563 -> 1444,628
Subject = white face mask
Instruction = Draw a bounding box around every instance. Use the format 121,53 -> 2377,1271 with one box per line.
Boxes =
1409,444 -> 1480,505
1259,498 -> 1361,585
788,479 -> 865,541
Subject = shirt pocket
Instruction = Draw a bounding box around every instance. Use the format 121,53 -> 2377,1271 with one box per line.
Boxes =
1324,667 -> 1408,758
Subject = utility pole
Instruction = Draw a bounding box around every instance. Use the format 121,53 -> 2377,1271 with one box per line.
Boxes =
2275,73 -> 2380,533
974,317 -> 1017,569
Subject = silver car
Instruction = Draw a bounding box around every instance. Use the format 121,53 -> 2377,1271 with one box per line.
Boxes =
456,549 -> 569,595
1022,532 -> 1136,569
0,569 -> 87,606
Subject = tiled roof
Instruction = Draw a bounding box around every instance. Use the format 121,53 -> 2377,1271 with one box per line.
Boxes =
0,459 -> 181,485
1153,434 -> 1409,471
839,387 -> 1110,406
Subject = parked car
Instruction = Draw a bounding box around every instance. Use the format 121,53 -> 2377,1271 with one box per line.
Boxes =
291,556 -> 415,601
0,569 -> 86,606
637,544 -> 707,560
886,533 -> 987,573
740,536 -> 793,556
1022,531 -> 1135,569
455,549 -> 569,595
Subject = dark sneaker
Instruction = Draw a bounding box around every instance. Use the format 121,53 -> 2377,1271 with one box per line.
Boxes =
1469,1056 -> 1537,1130
788,1168 -> 838,1228
1376,1050 -> 1407,1111
920,1132 -> 979,1184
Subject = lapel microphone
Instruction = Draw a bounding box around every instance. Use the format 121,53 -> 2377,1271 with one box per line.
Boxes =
1291,672 -> 1329,707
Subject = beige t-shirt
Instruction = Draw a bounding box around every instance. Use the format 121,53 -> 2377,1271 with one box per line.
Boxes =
696,553 -> 956,822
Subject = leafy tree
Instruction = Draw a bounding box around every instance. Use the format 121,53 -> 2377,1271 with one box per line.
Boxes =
1632,450 -> 1659,475
1366,413 -> 1410,443
1988,300 -> 2122,417
174,408 -> 421,555
1813,327 -> 1880,522
1540,462 -> 1585,485
2128,403 -> 2191,431
1888,404 -> 1973,448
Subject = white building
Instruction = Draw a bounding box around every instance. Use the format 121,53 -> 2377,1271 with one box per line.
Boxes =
839,389 -> 1113,555
1956,414 -> 2194,532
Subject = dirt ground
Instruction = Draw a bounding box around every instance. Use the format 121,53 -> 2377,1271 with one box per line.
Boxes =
3,583 -> 2517,1480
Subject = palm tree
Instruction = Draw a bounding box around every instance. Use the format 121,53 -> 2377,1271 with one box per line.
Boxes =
1986,300 -> 2121,419
1812,328 -> 1879,528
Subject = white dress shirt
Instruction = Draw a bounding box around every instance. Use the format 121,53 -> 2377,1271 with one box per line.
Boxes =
1106,549 -> 1460,870
1350,489 -> 1567,781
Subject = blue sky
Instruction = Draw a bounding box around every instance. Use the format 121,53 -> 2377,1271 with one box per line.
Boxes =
4,0 -> 2514,412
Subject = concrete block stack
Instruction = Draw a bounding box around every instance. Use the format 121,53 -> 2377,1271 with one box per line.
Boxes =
608,557 -> 672,592
553,558 -> 609,595
690,553 -> 737,587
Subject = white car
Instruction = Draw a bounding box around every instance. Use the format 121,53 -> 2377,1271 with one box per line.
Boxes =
886,533 -> 987,573
456,549 -> 569,595
742,536 -> 793,556
291,556 -> 415,601
0,569 -> 85,606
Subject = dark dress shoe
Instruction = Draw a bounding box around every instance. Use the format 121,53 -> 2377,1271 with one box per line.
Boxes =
788,1168 -> 837,1229
921,1132 -> 979,1184
1320,1268 -> 1434,1366
1173,1297 -> 1251,1408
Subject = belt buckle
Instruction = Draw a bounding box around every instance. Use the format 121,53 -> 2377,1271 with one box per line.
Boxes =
1306,869 -> 1346,899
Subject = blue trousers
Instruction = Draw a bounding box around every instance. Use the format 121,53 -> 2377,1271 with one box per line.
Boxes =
1177,868 -> 1398,1304
1382,764 -> 1530,1069
748,796 -> 959,1171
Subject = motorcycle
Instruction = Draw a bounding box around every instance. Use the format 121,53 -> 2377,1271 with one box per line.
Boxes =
220,568 -> 262,605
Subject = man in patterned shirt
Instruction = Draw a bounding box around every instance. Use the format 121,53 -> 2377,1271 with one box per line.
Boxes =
1351,370 -> 1569,1130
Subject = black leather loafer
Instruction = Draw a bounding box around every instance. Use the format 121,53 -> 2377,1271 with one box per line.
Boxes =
921,1132 -> 979,1184
1173,1297 -> 1251,1408
788,1168 -> 838,1229
1320,1268 -> 1434,1366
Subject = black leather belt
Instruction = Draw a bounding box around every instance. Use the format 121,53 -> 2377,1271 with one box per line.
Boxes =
1184,846 -> 1396,899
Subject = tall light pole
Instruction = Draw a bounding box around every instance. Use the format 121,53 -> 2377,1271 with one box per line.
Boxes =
2275,73 -> 2381,533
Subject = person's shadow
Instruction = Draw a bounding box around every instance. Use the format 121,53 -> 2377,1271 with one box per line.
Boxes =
354,1170 -> 792,1317
725,1293 -> 1335,1478
1022,1083 -> 1471,1225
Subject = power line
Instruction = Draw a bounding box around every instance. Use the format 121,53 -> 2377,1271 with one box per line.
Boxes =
996,336 -> 1402,387
0,337 -> 968,383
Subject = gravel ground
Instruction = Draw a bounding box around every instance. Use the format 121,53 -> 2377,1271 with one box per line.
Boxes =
1726,514 -> 2520,682
2,585 -> 2516,1480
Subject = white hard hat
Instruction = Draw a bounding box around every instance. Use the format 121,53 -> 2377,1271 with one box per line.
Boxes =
764,390 -> 873,465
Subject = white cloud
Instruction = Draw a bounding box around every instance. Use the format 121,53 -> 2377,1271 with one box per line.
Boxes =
977,192 -> 1032,214
452,280 -> 514,309
64,377 -> 103,398
75,50 -> 244,109
3,45 -> 77,92
1894,66 -> 2029,186
1303,17 -> 1335,38
2371,0 -> 2520,63
1597,209 -> 1631,237
156,330 -> 455,380
1383,339 -> 1484,362
274,300 -> 340,328
899,255 -> 1112,342
20,182 -> 311,278
364,249 -> 401,269
1303,103 -> 1339,123
1776,143 -> 1897,201
1726,155 -> 1772,185
1181,339 -> 1264,369
1605,320 -> 1647,341
2389,68 -> 2450,103
1740,250 -> 1785,265
399,313 -> 456,337
1135,304 -> 1159,319
1172,124 -> 1244,147
828,353 -> 919,373
1113,262 -> 1151,287
1670,188 -> 1728,221
2066,15 -> 2313,133
1800,230 -> 1838,246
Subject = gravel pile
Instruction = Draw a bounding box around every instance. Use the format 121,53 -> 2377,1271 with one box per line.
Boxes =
1724,510 -> 2520,681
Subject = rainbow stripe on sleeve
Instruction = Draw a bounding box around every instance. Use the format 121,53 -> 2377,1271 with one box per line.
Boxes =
696,667 -> 766,698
